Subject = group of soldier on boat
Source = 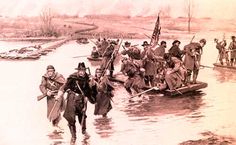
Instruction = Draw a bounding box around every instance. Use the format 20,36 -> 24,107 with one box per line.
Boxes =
214,35 -> 236,66
90,36 -> 207,94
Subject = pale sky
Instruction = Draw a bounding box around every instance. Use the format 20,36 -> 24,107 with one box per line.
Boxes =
0,0 -> 235,19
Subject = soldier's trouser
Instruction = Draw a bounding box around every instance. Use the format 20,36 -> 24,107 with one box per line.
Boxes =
77,113 -> 87,132
185,69 -> 192,84
124,78 -> 134,94
68,113 -> 87,143
186,68 -> 199,84
68,124 -> 76,143
230,58 -> 236,66
192,68 -> 199,83
219,53 -> 223,65
144,75 -> 154,86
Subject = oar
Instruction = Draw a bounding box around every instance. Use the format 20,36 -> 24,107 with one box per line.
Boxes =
173,88 -> 183,95
131,87 -> 159,98
73,55 -> 90,58
200,65 -> 214,69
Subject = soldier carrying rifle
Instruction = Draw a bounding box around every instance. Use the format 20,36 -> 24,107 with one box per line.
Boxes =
228,36 -> 236,66
39,65 -> 66,133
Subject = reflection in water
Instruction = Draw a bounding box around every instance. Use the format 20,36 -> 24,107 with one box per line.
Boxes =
47,132 -> 65,145
93,117 -> 115,138
214,67 -> 236,82
81,135 -> 91,145
123,91 -> 206,119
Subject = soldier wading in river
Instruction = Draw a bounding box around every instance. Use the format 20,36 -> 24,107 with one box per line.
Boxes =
93,68 -> 114,117
56,62 -> 97,144
39,65 -> 66,133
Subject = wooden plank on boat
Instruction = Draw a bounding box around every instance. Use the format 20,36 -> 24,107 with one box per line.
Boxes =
164,81 -> 208,96
87,56 -> 102,61
213,63 -> 236,70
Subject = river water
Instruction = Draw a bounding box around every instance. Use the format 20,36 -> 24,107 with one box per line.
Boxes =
0,38 -> 236,145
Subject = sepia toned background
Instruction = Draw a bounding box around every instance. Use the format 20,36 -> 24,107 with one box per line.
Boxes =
0,0 -> 236,145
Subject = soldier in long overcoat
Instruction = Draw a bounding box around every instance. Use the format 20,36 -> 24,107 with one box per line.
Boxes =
168,40 -> 183,60
142,42 -> 158,87
101,41 -> 117,77
154,41 -> 167,58
94,68 -> 114,117
228,36 -> 236,66
121,58 -> 146,94
163,54 -> 187,90
57,62 -> 97,144
183,39 -> 206,84
121,41 -> 142,60
39,65 -> 66,132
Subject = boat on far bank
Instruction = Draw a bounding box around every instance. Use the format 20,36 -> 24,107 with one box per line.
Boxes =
213,63 -> 236,70
87,56 -> 103,61
76,38 -> 89,44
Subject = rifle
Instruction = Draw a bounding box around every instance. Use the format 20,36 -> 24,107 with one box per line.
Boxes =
37,94 -> 46,101
190,35 -> 195,43
37,90 -> 58,101
144,33 -> 152,39
73,55 -> 90,58
131,87 -> 159,98
101,39 -> 123,77
200,65 -> 214,69
81,111 -> 85,132
75,81 -> 87,132
122,45 -> 127,51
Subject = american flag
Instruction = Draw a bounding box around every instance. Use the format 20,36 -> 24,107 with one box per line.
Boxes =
150,14 -> 161,45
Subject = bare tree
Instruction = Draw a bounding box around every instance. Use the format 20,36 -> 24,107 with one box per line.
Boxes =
40,7 -> 58,37
185,0 -> 194,33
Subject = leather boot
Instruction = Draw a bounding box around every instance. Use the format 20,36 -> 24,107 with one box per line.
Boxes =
69,125 -> 76,144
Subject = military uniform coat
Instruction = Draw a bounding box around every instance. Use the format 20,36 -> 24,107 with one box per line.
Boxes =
94,76 -> 114,115
61,72 -> 96,123
229,41 -> 236,59
183,42 -> 202,71
39,72 -> 65,121
165,57 -> 186,90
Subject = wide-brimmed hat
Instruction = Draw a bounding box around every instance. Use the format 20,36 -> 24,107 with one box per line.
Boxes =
141,41 -> 149,46
75,62 -> 86,70
172,40 -> 181,45
124,41 -> 131,47
199,38 -> 206,44
47,65 -> 55,70
110,40 -> 117,45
